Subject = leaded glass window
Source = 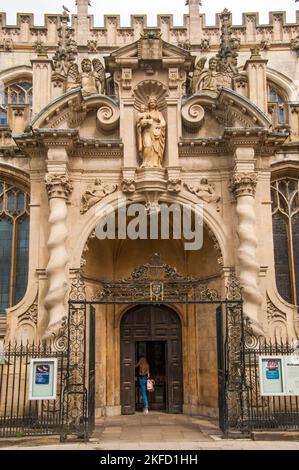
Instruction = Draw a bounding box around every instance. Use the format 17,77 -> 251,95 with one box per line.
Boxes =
0,181 -> 30,313
0,80 -> 33,127
268,85 -> 286,127
271,178 -> 299,306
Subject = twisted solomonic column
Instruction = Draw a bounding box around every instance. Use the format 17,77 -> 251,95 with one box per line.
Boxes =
229,173 -> 263,325
44,173 -> 73,339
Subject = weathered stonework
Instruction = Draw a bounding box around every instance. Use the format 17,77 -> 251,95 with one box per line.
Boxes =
0,0 -> 298,418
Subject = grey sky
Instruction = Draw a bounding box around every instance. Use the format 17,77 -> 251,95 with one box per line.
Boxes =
0,0 -> 297,26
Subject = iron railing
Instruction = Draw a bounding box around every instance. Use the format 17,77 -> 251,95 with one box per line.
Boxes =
243,337 -> 299,432
0,342 -> 67,437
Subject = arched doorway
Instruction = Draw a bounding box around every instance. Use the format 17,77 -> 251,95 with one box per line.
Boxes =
120,305 -> 183,415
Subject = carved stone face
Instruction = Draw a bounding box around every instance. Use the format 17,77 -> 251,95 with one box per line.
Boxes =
82,59 -> 92,73
148,97 -> 157,110
209,58 -> 218,71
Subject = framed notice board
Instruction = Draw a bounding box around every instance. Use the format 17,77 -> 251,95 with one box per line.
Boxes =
29,358 -> 58,400
259,356 -> 284,396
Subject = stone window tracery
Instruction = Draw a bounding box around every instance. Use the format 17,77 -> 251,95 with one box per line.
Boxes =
0,80 -> 33,127
271,177 -> 299,306
267,84 -> 286,127
0,180 -> 30,314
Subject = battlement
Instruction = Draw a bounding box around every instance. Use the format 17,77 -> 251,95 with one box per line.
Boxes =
0,10 -> 298,51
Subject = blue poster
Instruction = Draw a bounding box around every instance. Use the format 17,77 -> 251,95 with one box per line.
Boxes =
266,370 -> 279,380
35,364 -> 50,385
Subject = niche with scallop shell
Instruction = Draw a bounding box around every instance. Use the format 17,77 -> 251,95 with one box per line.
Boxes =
133,80 -> 168,112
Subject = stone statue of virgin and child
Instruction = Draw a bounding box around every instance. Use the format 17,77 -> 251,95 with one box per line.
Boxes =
136,96 -> 166,168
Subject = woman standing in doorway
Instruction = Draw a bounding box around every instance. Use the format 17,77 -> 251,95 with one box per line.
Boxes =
136,356 -> 150,414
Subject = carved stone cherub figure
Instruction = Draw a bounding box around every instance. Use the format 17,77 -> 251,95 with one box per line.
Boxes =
185,178 -> 220,203
191,49 -> 238,95
200,57 -> 222,94
66,58 -> 106,96
81,178 -> 117,214
192,57 -> 227,95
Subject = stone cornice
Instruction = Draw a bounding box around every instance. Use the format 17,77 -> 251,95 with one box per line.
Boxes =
179,127 -> 288,156
13,129 -> 124,158
0,146 -> 27,158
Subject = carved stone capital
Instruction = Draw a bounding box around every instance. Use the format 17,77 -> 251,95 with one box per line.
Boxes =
229,172 -> 257,198
45,173 -> 73,199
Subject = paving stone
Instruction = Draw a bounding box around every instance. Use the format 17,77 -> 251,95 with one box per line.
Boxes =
3,412 -> 299,450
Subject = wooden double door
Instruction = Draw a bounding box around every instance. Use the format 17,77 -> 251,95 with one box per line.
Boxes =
120,305 -> 183,414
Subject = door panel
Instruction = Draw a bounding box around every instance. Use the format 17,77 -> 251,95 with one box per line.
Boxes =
167,337 -> 183,413
216,304 -> 227,433
120,339 -> 135,414
88,305 -> 96,432
120,306 -> 183,414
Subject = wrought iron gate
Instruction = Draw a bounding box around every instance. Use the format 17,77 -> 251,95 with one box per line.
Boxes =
60,302 -> 96,441
65,256 -> 245,437
3,256 -> 298,438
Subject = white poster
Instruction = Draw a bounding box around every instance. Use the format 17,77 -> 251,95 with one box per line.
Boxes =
284,356 -> 299,396
259,356 -> 284,396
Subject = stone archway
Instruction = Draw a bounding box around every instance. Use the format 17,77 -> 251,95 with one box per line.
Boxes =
120,304 -> 183,415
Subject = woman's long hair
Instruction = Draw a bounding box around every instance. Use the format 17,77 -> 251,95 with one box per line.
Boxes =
138,356 -> 149,375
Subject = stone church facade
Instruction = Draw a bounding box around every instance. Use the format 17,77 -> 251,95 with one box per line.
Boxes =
0,0 -> 299,418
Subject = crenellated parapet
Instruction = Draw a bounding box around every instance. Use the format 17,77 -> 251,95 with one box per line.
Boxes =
0,10 -> 298,51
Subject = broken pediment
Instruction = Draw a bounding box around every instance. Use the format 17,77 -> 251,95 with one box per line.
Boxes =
181,89 -> 272,139
29,90 -> 120,139
105,34 -> 194,72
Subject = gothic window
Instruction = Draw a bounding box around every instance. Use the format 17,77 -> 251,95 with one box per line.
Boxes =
0,80 -> 33,127
268,84 -> 286,127
0,180 -> 30,314
0,108 -> 7,125
271,178 -> 299,306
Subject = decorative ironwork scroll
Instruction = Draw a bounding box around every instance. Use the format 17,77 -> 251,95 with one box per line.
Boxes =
93,253 -> 220,302
222,273 -> 245,431
61,273 -> 88,440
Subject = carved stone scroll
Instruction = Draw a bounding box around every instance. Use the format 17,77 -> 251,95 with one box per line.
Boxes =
181,98 -> 205,130
96,99 -> 120,132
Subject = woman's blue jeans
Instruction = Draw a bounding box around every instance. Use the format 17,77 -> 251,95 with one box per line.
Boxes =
139,377 -> 149,409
